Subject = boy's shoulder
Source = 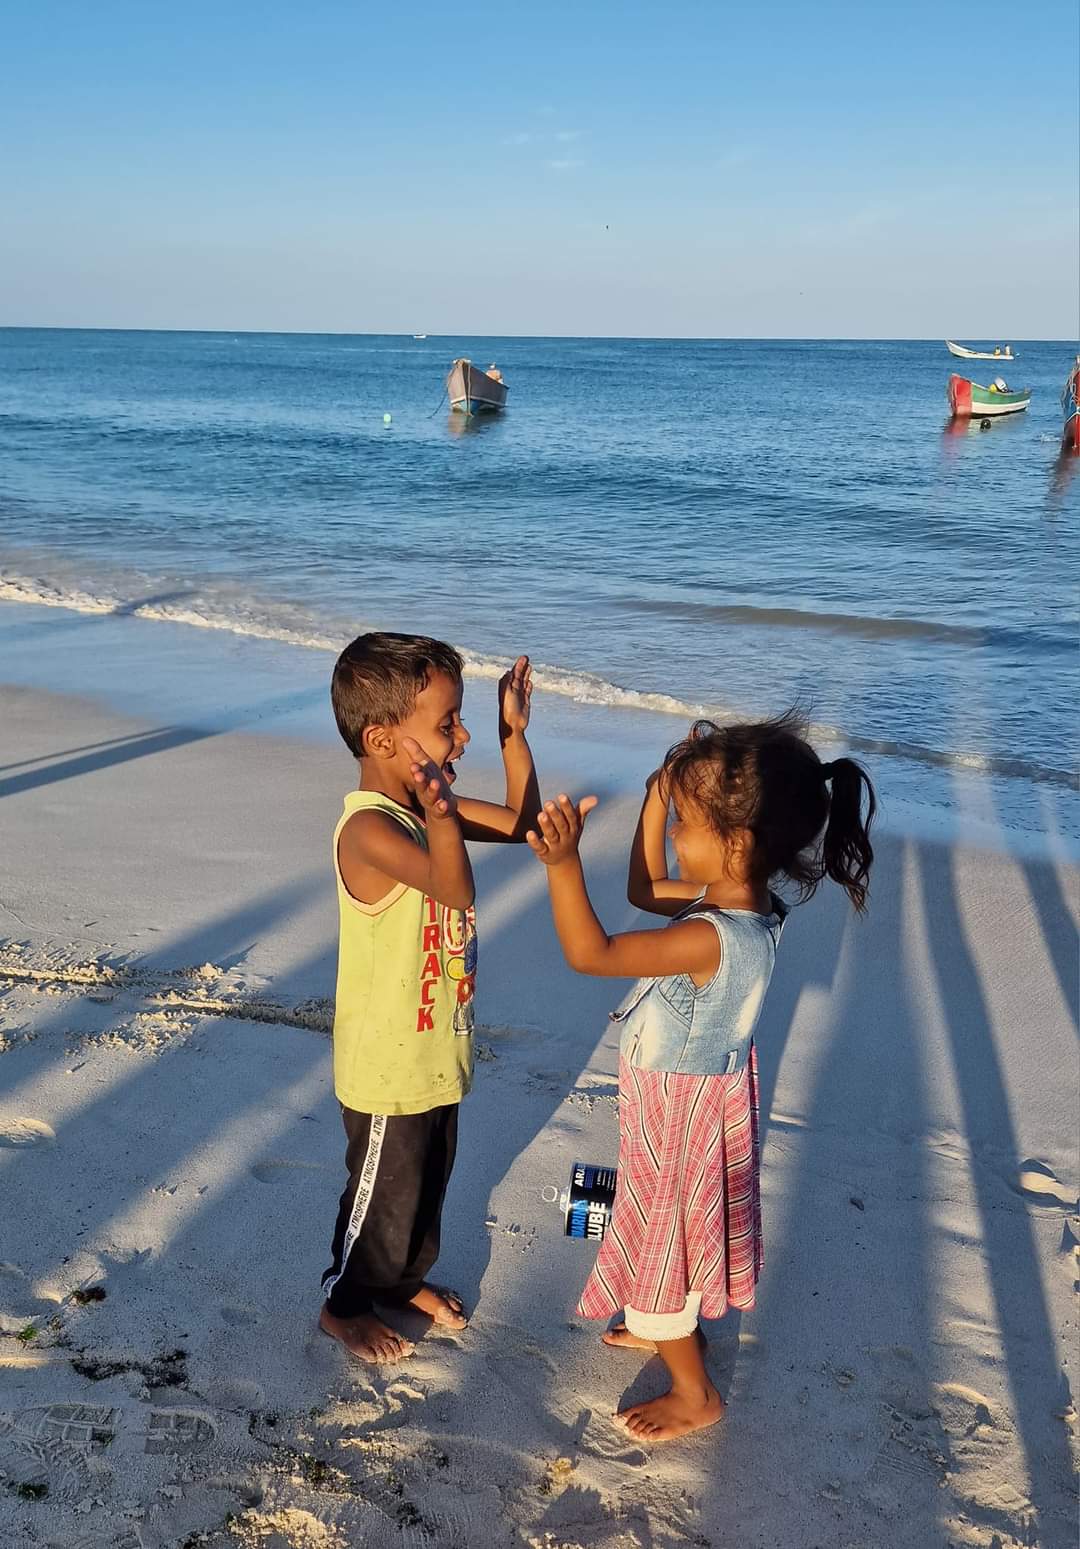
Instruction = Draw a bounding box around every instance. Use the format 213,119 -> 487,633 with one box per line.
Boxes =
338,792 -> 425,847
339,787 -> 422,821
336,795 -> 430,913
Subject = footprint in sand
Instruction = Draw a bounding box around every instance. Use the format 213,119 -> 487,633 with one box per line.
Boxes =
0,1406 -> 213,1512
362,1378 -> 429,1432
0,1116 -> 56,1148
10,1401 -> 215,1456
481,1323 -> 646,1466
1014,1160 -> 1078,1211
249,1158 -> 330,1184
220,1303 -> 259,1327
863,1346 -> 951,1508
45,1536 -> 144,1549
399,1502 -> 485,1548
0,1421 -> 91,1502
933,1382 -> 1004,1439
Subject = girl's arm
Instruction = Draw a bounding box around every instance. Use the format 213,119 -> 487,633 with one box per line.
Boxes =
457,656 -> 542,843
529,795 -> 720,982
627,771 -> 705,916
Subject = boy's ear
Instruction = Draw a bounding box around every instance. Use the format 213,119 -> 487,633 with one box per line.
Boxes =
362,723 -> 395,760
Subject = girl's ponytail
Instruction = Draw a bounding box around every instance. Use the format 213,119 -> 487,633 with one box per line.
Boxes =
821,757 -> 876,913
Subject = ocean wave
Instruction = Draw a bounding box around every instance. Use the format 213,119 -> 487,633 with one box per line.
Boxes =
616,595 -> 1076,654
1,570 -> 1075,792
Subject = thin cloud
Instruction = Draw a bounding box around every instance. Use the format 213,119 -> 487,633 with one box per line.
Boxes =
506,128 -> 584,150
546,157 -> 584,171
798,201 -> 903,244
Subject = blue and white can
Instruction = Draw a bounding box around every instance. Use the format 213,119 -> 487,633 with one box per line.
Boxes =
555,1160 -> 617,1241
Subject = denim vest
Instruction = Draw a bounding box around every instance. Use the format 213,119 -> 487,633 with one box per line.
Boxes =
611,897 -> 787,1077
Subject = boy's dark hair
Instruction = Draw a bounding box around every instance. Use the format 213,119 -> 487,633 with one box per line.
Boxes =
331,632 -> 464,758
663,710 -> 877,912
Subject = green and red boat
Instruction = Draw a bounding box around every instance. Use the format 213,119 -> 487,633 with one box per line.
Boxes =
947,373 -> 1031,419
1061,357 -> 1080,455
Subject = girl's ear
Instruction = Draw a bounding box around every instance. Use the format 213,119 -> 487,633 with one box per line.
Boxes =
362,723 -> 395,760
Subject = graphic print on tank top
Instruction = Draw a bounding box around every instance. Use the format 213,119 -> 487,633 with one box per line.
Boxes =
416,898 -> 477,1035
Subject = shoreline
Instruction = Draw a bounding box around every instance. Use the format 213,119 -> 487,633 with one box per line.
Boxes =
0,653 -> 1077,1546
1,594 -> 1077,862
0,570 -> 1075,795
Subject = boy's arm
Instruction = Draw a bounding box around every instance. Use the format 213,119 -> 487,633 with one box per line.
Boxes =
456,655 -> 542,843
627,771 -> 703,916
339,746 -> 474,911
528,795 -> 719,980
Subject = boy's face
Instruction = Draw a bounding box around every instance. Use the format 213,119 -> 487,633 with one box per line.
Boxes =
394,670 -> 470,784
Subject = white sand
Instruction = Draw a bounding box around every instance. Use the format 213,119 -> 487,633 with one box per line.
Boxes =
0,675 -> 1077,1549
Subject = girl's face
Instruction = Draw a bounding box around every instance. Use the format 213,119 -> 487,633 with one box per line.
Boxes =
668,793 -> 730,883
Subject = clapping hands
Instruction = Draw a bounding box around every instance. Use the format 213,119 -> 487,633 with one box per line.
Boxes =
526,793 -> 599,866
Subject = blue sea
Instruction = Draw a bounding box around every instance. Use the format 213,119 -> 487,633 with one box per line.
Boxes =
1,329 -> 1077,837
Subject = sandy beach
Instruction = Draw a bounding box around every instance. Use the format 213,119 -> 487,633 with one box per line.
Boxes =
1,621 -> 1078,1549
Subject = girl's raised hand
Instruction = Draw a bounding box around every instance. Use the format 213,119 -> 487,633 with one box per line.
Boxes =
402,737 -> 458,820
498,654 -> 533,739
526,793 -> 598,866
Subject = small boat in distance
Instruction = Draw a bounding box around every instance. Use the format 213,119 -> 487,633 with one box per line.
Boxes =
446,358 -> 508,415
1062,357 -> 1080,454
947,373 -> 1031,419
413,333 -> 428,340
946,340 -> 1015,361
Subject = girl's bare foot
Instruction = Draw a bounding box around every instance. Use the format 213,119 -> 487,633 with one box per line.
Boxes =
602,1322 -> 708,1353
318,1304 -> 414,1363
406,1283 -> 468,1330
614,1383 -> 725,1442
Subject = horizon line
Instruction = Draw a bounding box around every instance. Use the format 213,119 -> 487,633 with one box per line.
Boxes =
1,325 -> 1076,344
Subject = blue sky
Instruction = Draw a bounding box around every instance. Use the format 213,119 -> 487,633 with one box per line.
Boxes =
2,0 -> 1077,336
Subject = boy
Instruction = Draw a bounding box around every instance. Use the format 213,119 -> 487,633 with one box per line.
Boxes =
320,631 -> 539,1364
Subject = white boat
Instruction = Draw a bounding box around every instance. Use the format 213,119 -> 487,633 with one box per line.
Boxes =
945,340 -> 1015,361
413,333 -> 428,340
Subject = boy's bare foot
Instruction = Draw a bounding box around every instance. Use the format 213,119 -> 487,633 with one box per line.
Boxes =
614,1384 -> 725,1442
405,1284 -> 468,1330
602,1322 -> 708,1353
318,1304 -> 414,1363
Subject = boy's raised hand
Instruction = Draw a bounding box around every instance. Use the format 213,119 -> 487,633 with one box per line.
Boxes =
498,654 -> 533,740
526,793 -> 599,866
402,737 -> 458,820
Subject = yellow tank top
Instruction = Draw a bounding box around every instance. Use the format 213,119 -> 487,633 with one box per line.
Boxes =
331,790 -> 475,1115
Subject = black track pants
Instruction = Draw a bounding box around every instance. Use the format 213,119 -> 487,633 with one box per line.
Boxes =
322,1103 -> 458,1318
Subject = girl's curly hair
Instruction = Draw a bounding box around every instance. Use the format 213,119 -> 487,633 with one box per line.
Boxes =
663,710 -> 876,911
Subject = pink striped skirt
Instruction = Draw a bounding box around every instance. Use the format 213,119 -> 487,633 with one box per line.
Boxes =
578,1046 -> 763,1322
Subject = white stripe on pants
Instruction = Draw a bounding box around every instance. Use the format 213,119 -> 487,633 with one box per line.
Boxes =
322,1112 -> 387,1300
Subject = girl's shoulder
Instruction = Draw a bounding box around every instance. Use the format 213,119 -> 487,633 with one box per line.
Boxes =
674,892 -> 788,931
675,895 -> 787,981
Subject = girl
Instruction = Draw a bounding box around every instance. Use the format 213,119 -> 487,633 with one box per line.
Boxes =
526,712 -> 876,1442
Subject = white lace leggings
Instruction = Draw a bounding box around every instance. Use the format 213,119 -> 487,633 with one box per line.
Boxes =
624,1292 -> 703,1341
